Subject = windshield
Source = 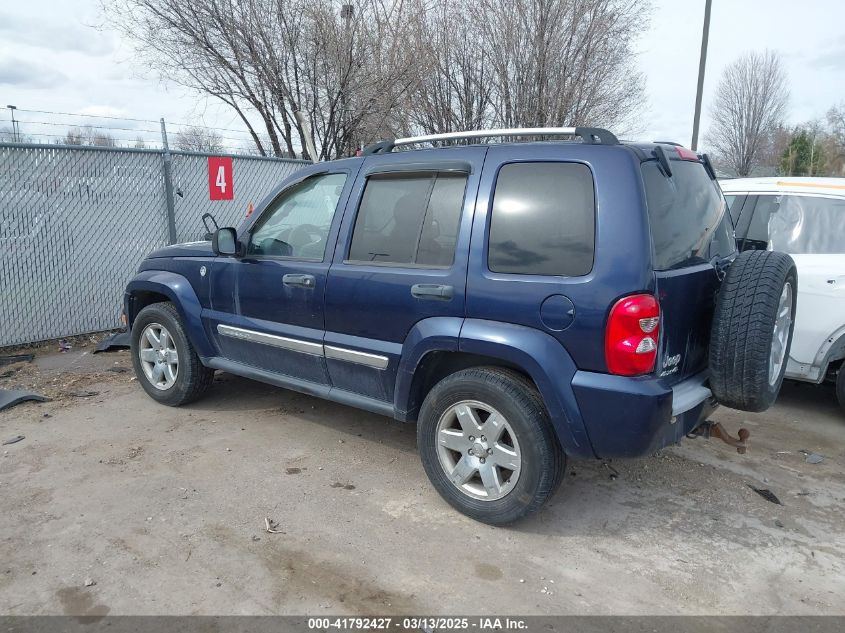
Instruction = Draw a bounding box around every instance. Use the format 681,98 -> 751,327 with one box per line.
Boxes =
642,159 -> 734,270
766,195 -> 845,254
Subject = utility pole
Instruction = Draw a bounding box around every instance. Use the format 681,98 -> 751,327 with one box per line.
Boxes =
341,3 -> 354,156
690,0 -> 712,151
7,105 -> 18,142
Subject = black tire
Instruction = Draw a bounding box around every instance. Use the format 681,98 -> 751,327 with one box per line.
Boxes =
710,250 -> 797,412
417,367 -> 564,525
130,302 -> 214,406
836,364 -> 845,416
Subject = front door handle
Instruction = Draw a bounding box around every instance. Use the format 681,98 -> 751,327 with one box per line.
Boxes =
411,283 -> 454,300
283,273 -> 316,289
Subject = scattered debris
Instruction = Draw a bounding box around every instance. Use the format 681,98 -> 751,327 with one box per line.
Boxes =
264,517 -> 284,534
0,389 -> 51,412
84,578 -> 96,587
603,462 -> 619,480
93,331 -> 131,354
775,519 -> 785,528
2,435 -> 25,446
285,467 -> 302,475
106,367 -> 129,374
748,485 -> 783,506
331,482 -> 356,490
251,535 -> 261,542
58,340 -> 72,352
0,354 -> 34,367
66,390 -> 99,398
804,452 -> 824,464
0,370 -> 16,379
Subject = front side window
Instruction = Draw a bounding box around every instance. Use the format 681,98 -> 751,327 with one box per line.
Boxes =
347,172 -> 467,266
248,173 -> 347,259
488,162 -> 595,276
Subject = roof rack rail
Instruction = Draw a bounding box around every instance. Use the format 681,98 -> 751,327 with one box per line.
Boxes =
362,126 -> 618,155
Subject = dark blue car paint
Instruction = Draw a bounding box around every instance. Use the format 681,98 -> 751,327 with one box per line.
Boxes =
323,147 -> 486,402
125,141 -> 724,460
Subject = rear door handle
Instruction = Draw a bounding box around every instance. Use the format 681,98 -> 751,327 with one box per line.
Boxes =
283,273 -> 316,289
411,284 -> 454,300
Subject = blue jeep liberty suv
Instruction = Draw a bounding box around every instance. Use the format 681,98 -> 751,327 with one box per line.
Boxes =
124,127 -> 797,524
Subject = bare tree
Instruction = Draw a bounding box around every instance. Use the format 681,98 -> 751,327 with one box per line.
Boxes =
403,1 -> 494,135
706,50 -> 789,177
104,0 -> 421,160
63,125 -> 117,147
104,0 -> 648,157
174,126 -> 224,153
471,0 -> 649,132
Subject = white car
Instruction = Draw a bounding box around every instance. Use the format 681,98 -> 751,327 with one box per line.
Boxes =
719,177 -> 845,413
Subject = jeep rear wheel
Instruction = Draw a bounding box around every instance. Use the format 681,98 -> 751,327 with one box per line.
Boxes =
417,367 -> 564,524
709,250 -> 797,412
131,302 -> 214,406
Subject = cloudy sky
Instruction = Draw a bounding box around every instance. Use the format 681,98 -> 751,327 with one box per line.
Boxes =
1,0 -> 844,151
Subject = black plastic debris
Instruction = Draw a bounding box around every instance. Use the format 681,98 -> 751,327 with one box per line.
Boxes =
93,331 -> 131,354
0,354 -> 34,367
0,389 -> 50,412
2,435 -> 25,445
748,484 -> 782,505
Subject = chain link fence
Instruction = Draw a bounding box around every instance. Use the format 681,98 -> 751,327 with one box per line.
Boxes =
0,143 -> 308,348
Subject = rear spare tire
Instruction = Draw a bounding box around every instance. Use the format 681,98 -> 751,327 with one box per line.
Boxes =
709,250 -> 797,412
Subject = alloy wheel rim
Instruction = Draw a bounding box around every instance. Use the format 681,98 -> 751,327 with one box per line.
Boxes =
435,400 -> 521,501
769,282 -> 793,386
138,323 -> 179,390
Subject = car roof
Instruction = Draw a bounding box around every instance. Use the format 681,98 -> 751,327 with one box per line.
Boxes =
719,176 -> 845,198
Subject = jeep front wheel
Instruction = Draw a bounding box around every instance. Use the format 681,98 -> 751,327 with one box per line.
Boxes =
417,367 -> 564,524
130,302 -> 214,406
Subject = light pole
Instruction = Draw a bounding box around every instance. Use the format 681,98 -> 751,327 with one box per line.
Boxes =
690,0 -> 712,151
341,4 -> 354,156
7,105 -> 18,142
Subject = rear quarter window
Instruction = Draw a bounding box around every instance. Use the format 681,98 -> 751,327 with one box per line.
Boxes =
488,162 -> 595,276
642,160 -> 733,270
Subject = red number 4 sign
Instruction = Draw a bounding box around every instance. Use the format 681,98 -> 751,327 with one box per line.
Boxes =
208,156 -> 233,200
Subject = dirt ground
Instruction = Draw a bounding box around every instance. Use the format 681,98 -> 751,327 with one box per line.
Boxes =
0,343 -> 843,616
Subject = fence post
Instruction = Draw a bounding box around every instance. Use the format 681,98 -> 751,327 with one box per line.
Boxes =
159,118 -> 178,244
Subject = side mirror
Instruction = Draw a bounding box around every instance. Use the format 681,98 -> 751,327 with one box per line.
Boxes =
212,227 -> 240,256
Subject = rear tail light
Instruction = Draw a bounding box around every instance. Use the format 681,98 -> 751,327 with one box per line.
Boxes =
605,294 -> 660,376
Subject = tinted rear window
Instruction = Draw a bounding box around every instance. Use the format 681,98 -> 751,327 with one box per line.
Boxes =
488,162 -> 595,276
642,160 -> 733,270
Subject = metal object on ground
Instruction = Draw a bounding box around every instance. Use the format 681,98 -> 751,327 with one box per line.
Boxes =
692,420 -> 750,454
748,485 -> 783,505
0,354 -> 34,366
93,331 -> 131,354
0,389 -> 50,412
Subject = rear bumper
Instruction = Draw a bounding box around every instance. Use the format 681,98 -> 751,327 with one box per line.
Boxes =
571,370 -> 716,458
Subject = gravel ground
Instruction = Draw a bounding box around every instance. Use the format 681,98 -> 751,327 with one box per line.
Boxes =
0,347 -> 843,616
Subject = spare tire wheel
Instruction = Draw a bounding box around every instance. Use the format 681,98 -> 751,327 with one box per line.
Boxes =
709,250 -> 797,412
